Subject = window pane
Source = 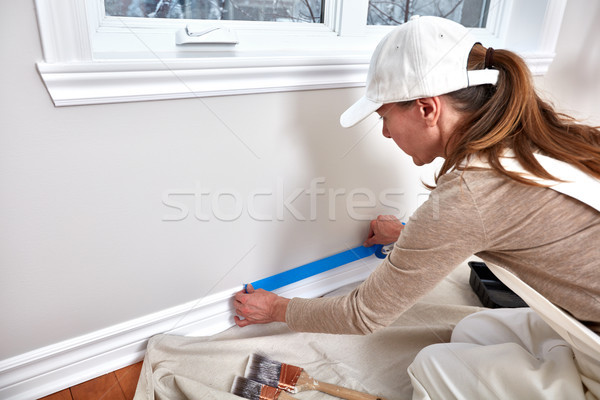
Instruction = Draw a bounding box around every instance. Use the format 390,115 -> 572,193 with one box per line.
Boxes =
105,0 -> 322,22
367,0 -> 490,27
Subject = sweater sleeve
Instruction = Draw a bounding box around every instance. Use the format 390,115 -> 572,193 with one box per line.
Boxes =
286,172 -> 488,334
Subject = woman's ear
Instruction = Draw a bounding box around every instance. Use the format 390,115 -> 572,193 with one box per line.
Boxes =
415,97 -> 441,127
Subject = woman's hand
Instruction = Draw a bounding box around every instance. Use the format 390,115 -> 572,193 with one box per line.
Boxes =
363,215 -> 404,247
233,284 -> 290,327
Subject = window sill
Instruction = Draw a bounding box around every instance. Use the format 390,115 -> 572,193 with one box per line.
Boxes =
37,51 -> 556,107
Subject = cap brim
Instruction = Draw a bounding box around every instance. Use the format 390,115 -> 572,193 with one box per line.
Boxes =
339,96 -> 383,128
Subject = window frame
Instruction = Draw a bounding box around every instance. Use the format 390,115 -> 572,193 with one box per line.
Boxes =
34,0 -> 567,107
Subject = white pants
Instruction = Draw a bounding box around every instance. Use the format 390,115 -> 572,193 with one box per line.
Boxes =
408,308 -> 600,400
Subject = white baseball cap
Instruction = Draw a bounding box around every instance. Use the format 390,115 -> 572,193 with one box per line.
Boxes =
340,15 -> 499,128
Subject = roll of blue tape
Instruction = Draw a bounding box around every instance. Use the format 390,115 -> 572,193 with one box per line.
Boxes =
374,222 -> 405,259
374,244 -> 392,259
250,245 -> 379,292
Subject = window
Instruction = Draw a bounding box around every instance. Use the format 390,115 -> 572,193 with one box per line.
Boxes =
103,0 -> 488,26
34,0 -> 567,106
367,0 -> 490,27
105,0 -> 324,23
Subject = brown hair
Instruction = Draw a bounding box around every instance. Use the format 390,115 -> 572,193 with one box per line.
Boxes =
435,44 -> 600,186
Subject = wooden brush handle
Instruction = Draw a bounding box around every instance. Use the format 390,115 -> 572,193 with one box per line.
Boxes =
278,392 -> 298,400
311,379 -> 387,400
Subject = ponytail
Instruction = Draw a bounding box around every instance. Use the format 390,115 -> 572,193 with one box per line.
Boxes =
435,44 -> 600,186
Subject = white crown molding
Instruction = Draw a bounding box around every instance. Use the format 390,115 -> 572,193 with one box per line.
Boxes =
0,255 -> 378,400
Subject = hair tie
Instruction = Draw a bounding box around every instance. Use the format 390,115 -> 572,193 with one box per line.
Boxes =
485,47 -> 495,69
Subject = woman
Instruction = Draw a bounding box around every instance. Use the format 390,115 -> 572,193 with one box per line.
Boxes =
234,16 -> 600,399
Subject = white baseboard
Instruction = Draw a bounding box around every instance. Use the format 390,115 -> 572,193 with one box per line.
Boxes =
0,255 -> 379,400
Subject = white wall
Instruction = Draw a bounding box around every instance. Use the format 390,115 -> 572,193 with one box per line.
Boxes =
534,0 -> 600,125
0,0 -> 598,363
0,1 -> 432,360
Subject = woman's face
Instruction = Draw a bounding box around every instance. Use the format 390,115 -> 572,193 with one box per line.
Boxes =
377,99 -> 451,166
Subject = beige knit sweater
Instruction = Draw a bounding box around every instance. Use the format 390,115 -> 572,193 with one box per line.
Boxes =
286,169 -> 600,334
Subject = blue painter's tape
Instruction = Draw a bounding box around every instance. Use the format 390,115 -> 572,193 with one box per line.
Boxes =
250,245 -> 378,292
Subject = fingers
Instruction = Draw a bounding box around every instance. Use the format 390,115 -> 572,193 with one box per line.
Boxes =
234,290 -> 247,304
363,219 -> 377,247
232,287 -> 289,328
363,236 -> 377,247
233,287 -> 266,327
378,214 -> 399,222
234,315 -> 252,327
364,215 -> 403,246
368,219 -> 376,238
233,294 -> 252,327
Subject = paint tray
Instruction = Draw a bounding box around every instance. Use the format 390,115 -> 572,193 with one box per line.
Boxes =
468,261 -> 528,308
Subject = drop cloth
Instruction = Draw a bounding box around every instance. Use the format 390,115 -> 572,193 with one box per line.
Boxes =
133,261 -> 483,400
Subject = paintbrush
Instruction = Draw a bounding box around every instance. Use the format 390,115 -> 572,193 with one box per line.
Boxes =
245,353 -> 387,400
231,376 -> 298,400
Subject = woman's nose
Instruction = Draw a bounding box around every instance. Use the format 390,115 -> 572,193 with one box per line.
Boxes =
382,126 -> 391,138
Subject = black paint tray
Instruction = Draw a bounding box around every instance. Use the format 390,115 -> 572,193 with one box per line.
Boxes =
468,261 -> 528,308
